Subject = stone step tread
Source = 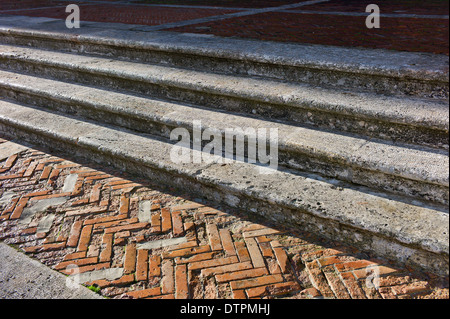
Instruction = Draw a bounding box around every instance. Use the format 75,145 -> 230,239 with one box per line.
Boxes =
0,70 -> 448,189
0,44 -> 448,131
0,99 -> 448,258
0,23 -> 448,83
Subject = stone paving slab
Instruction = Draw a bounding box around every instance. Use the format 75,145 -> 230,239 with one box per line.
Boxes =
0,242 -> 104,299
0,136 -> 448,299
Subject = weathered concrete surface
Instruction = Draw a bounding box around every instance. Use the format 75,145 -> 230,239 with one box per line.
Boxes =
18,196 -> 69,226
0,68 -> 447,204
0,140 -> 28,161
0,99 -> 447,275
0,242 -> 104,299
0,68 -> 448,150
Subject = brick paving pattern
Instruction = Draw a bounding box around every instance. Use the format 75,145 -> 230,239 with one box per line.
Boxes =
1,4 -> 239,26
132,0 -> 306,8
0,0 -> 447,54
288,0 -> 449,15
0,137 -> 448,299
167,11 -> 449,55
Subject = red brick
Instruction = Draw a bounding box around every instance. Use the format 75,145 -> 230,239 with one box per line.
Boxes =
272,246 -> 289,274
245,238 -> 265,268
306,261 -> 335,298
119,193 -> 130,215
151,211 -> 161,233
202,261 -> 253,277
104,222 -> 149,234
136,249 -> 148,281
230,274 -> 283,290
235,241 -> 251,262
54,256 -> 98,270
111,182 -> 141,190
84,214 -> 128,226
161,207 -> 172,232
89,183 -> 102,203
63,251 -> 86,261
40,165 -> 52,180
20,227 -> 37,235
47,168 -> 60,183
10,197 -> 29,220
323,268 -> 352,299
390,282 -> 430,296
215,267 -> 268,283
189,256 -> 239,271
60,262 -> 109,275
23,241 -> 66,253
353,265 -> 398,279
124,243 -> 137,275
23,161 -> 38,177
172,210 -> 184,237
246,281 -> 302,298
175,264 -> 189,299
232,289 -> 247,299
257,238 -> 274,258
1,197 -> 19,216
127,287 -> 161,299
65,206 -> 108,217
340,271 -> 367,299
0,173 -> 23,180
219,229 -> 236,256
67,220 -> 83,247
22,190 -> 51,198
334,260 -> 377,272
99,232 -> 113,262
163,244 -> 211,259
176,252 -> 216,265
30,192 -> 72,201
149,255 -> 161,277
71,181 -> 84,196
77,225 -> 93,252
243,227 -> 280,238
93,217 -> 139,231
3,154 -> 18,169
161,259 -> 175,294
206,223 -> 222,251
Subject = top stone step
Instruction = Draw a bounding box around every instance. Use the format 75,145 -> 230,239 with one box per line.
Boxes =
0,14 -> 448,99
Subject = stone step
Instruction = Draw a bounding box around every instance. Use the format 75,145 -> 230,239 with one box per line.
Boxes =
0,99 -> 448,276
0,44 -> 448,150
0,17 -> 448,99
0,69 -> 448,205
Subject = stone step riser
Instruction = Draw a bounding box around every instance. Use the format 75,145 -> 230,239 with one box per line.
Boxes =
1,55 -> 448,151
1,86 -> 448,206
0,112 -> 447,276
1,31 -> 448,100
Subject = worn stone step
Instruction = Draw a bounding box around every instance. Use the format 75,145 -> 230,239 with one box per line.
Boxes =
0,70 -> 448,205
0,16 -> 448,99
0,99 -> 448,276
0,44 -> 448,150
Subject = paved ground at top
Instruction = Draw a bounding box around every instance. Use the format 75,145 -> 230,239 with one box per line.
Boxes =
0,136 -> 448,299
0,0 -> 448,54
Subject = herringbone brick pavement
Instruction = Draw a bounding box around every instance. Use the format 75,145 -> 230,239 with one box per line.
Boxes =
0,137 -> 448,299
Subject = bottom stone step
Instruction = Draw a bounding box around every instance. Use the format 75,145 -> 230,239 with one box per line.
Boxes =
0,100 -> 448,275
